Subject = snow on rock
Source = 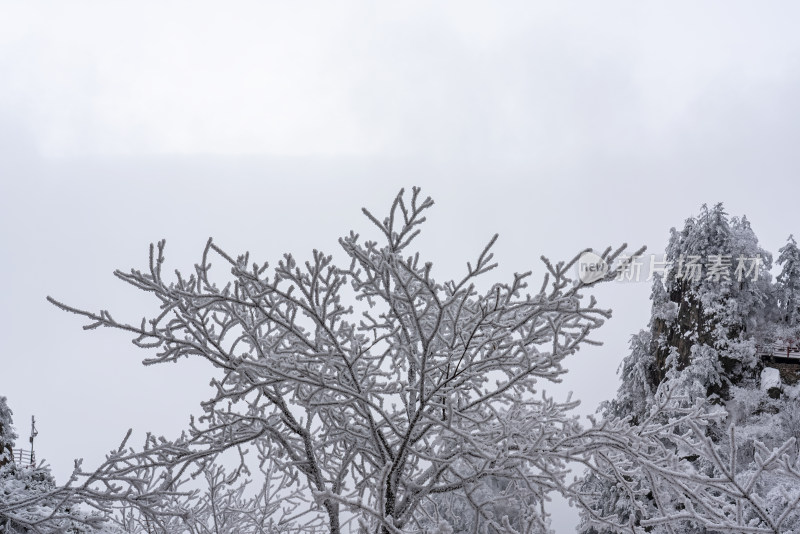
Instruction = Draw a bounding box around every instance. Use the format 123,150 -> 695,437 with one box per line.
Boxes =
784,383 -> 800,400
760,367 -> 781,392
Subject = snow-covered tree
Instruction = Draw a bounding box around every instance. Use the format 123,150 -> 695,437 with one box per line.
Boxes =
648,203 -> 773,400
109,459 -> 312,534
777,235 -> 800,327
417,461 -> 546,534
578,204 -> 800,534
0,396 -> 16,468
47,190 -> 800,534
0,396 -> 118,534
1,463 -> 97,533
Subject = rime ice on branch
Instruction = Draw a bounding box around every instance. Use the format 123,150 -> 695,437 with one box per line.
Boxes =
45,190 -> 800,534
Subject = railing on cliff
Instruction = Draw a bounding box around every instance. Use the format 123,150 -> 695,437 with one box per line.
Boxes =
12,448 -> 36,466
758,341 -> 800,364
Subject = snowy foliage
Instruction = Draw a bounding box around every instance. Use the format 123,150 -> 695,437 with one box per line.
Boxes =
578,204 -> 800,534
45,192 -> 800,533
0,396 -> 123,534
51,188 -> 649,533
0,456 -> 118,533
777,235 -> 800,327
655,204 -> 773,398
108,461 -> 312,534
418,463 -> 549,534
0,396 -> 16,466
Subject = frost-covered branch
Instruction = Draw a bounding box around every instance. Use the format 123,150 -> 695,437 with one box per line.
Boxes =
54,188 -> 800,534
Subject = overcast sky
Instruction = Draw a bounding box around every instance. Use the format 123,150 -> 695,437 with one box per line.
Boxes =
2,2 -> 800,532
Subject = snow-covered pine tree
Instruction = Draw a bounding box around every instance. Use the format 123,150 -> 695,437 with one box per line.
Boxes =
646,203 -> 772,401
777,234 -> 800,327
0,396 -> 16,468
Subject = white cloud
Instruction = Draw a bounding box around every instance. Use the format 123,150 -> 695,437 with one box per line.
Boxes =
2,1 -> 800,161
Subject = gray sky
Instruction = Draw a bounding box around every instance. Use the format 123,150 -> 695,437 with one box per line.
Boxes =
2,2 -> 800,532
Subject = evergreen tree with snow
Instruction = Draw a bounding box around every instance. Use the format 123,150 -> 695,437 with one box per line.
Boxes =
630,203 -> 774,404
777,234 -> 800,327
0,396 -> 16,468
577,205 -> 800,534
